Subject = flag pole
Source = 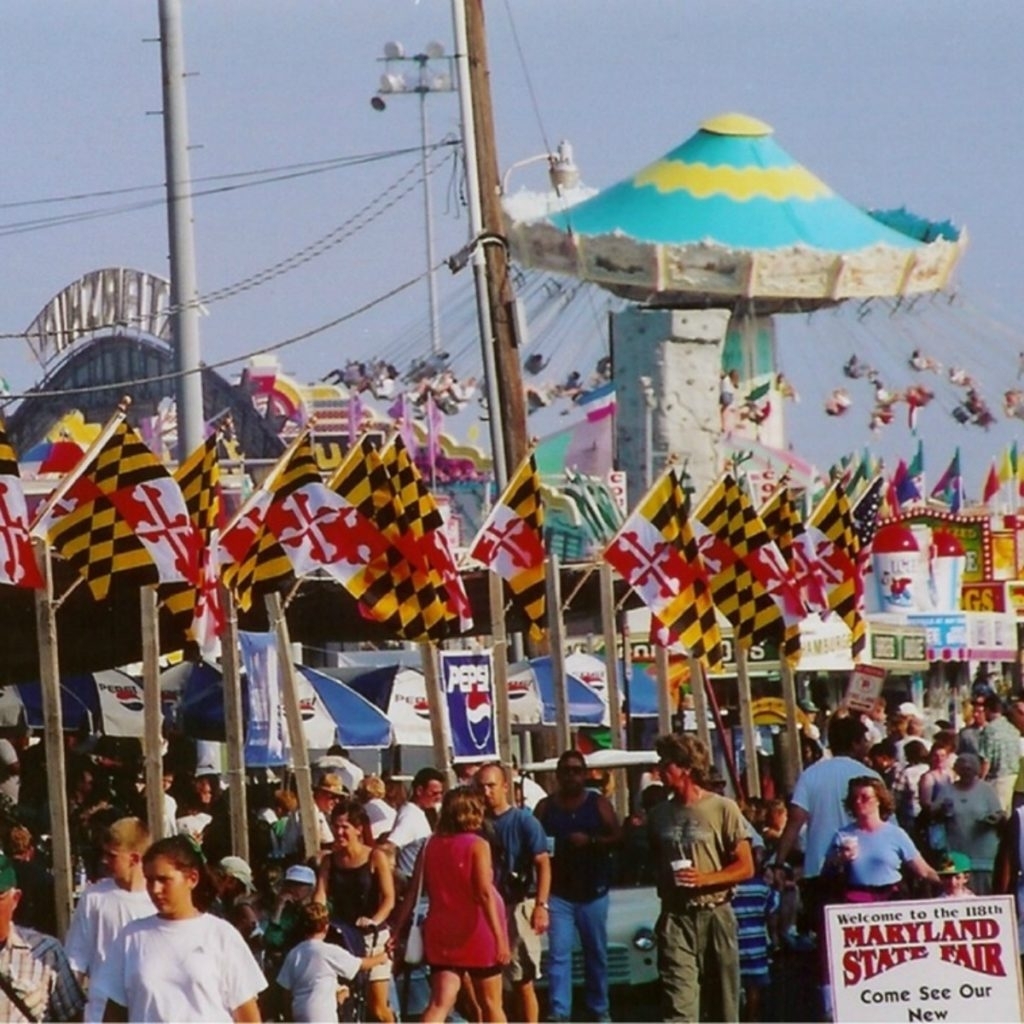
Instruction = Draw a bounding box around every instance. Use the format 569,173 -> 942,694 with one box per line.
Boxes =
688,656 -> 712,751
489,569 -> 514,769
265,592 -> 320,863
419,641 -> 454,786
599,563 -> 624,751
220,586 -> 249,862
546,553 -> 571,753
32,537 -> 73,939
141,586 -> 165,841
655,643 -> 672,735
735,644 -> 762,799
778,656 -> 803,795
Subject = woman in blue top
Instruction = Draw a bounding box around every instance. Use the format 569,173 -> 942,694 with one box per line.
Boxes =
825,776 -> 940,903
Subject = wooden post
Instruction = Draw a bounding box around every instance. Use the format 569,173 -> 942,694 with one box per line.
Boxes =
140,587 -> 164,841
32,538 -> 72,939
621,613 -> 633,748
655,644 -> 673,736
221,586 -> 249,861
735,646 -> 762,799
419,642 -> 454,785
599,564 -> 628,818
599,564 -> 624,750
779,658 -> 803,793
265,593 -> 319,863
463,0 -> 529,476
488,570 -> 513,768
688,656 -> 713,752
546,554 -> 571,753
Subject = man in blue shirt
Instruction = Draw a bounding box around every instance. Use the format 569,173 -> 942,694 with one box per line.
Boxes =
477,762 -> 552,1024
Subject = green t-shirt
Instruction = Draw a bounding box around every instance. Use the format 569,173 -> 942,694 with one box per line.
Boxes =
647,791 -> 748,910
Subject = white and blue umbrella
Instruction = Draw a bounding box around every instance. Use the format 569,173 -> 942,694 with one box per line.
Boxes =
0,670 -> 146,737
508,657 -> 607,727
162,660 -> 393,754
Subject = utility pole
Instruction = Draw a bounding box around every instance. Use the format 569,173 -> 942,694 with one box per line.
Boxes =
158,0 -> 205,455
461,0 -> 529,482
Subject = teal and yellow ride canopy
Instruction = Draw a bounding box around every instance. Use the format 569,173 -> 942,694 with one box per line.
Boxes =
507,113 -> 966,312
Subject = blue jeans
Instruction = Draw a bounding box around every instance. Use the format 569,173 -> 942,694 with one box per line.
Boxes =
547,892 -> 610,1020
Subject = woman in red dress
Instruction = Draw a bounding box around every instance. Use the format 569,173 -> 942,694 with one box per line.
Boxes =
394,786 -> 510,1022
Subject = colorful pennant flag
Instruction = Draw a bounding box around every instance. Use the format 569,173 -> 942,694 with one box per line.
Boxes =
468,453 -> 546,638
604,469 -> 723,671
930,448 -> 963,513
982,460 -> 1001,507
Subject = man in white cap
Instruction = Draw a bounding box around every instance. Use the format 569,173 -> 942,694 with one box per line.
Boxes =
216,856 -> 256,919
896,702 -> 927,762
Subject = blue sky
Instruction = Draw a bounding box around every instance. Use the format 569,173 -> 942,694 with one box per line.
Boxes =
2,1 -> 1023,492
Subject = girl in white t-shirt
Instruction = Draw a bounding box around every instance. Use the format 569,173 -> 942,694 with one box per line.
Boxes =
92,834 -> 266,1022
276,901 -> 387,1023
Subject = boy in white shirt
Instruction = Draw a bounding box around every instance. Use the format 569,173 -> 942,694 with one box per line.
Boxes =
64,817 -> 155,1022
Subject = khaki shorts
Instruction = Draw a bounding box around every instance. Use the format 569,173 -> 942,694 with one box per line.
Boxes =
504,898 -> 542,986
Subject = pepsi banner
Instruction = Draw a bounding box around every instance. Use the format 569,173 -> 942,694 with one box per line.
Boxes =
440,650 -> 498,763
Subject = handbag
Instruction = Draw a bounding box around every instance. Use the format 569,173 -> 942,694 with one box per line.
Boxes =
403,841 -> 428,966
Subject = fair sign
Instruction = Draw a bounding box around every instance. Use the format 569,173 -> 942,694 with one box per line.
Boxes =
825,896 -> 1023,1023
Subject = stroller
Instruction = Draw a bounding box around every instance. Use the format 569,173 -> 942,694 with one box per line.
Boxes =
326,919 -> 381,1023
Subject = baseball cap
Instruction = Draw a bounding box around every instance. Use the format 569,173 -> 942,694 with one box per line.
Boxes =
936,851 -> 971,876
0,854 -> 16,893
219,856 -> 255,893
898,701 -> 923,719
284,865 -> 316,887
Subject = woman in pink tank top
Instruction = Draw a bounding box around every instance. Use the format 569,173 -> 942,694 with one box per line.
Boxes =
394,787 -> 510,1022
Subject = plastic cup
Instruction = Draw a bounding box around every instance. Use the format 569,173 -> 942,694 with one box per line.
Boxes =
671,857 -> 693,885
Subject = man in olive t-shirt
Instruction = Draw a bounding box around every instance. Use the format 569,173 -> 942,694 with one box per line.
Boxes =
647,733 -> 753,1023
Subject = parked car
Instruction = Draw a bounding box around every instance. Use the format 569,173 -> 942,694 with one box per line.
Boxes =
520,749 -> 661,989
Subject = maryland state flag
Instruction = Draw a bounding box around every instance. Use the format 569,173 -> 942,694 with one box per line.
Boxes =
693,475 -> 804,648
0,422 -> 43,589
38,417 -> 200,600
380,435 -> 473,632
329,435 -> 451,642
219,436 -> 303,613
468,453 -> 546,638
760,485 -> 826,667
604,469 -> 722,672
162,435 -> 224,654
808,479 -> 865,659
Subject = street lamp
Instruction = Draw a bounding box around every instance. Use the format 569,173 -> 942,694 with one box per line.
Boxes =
501,140 -> 580,197
372,40 -> 455,356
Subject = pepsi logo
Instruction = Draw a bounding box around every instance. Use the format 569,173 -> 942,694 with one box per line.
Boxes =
413,697 -> 431,720
101,683 -> 144,713
464,685 -> 493,752
299,697 -> 316,721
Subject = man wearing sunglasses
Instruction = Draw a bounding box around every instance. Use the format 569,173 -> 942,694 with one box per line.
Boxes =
534,750 -> 621,1023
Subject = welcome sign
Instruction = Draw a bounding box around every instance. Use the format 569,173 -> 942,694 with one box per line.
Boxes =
825,897 -> 1022,1022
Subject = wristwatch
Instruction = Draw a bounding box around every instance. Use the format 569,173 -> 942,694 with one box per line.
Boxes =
535,901 -> 549,909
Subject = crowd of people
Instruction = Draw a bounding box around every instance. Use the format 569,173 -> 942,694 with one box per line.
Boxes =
3,685 -> 1024,1022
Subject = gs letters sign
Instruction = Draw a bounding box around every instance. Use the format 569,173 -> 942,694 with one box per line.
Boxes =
961,583 -> 1006,613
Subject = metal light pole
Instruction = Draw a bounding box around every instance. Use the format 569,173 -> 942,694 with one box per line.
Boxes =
373,42 -> 454,356
640,375 -> 656,488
